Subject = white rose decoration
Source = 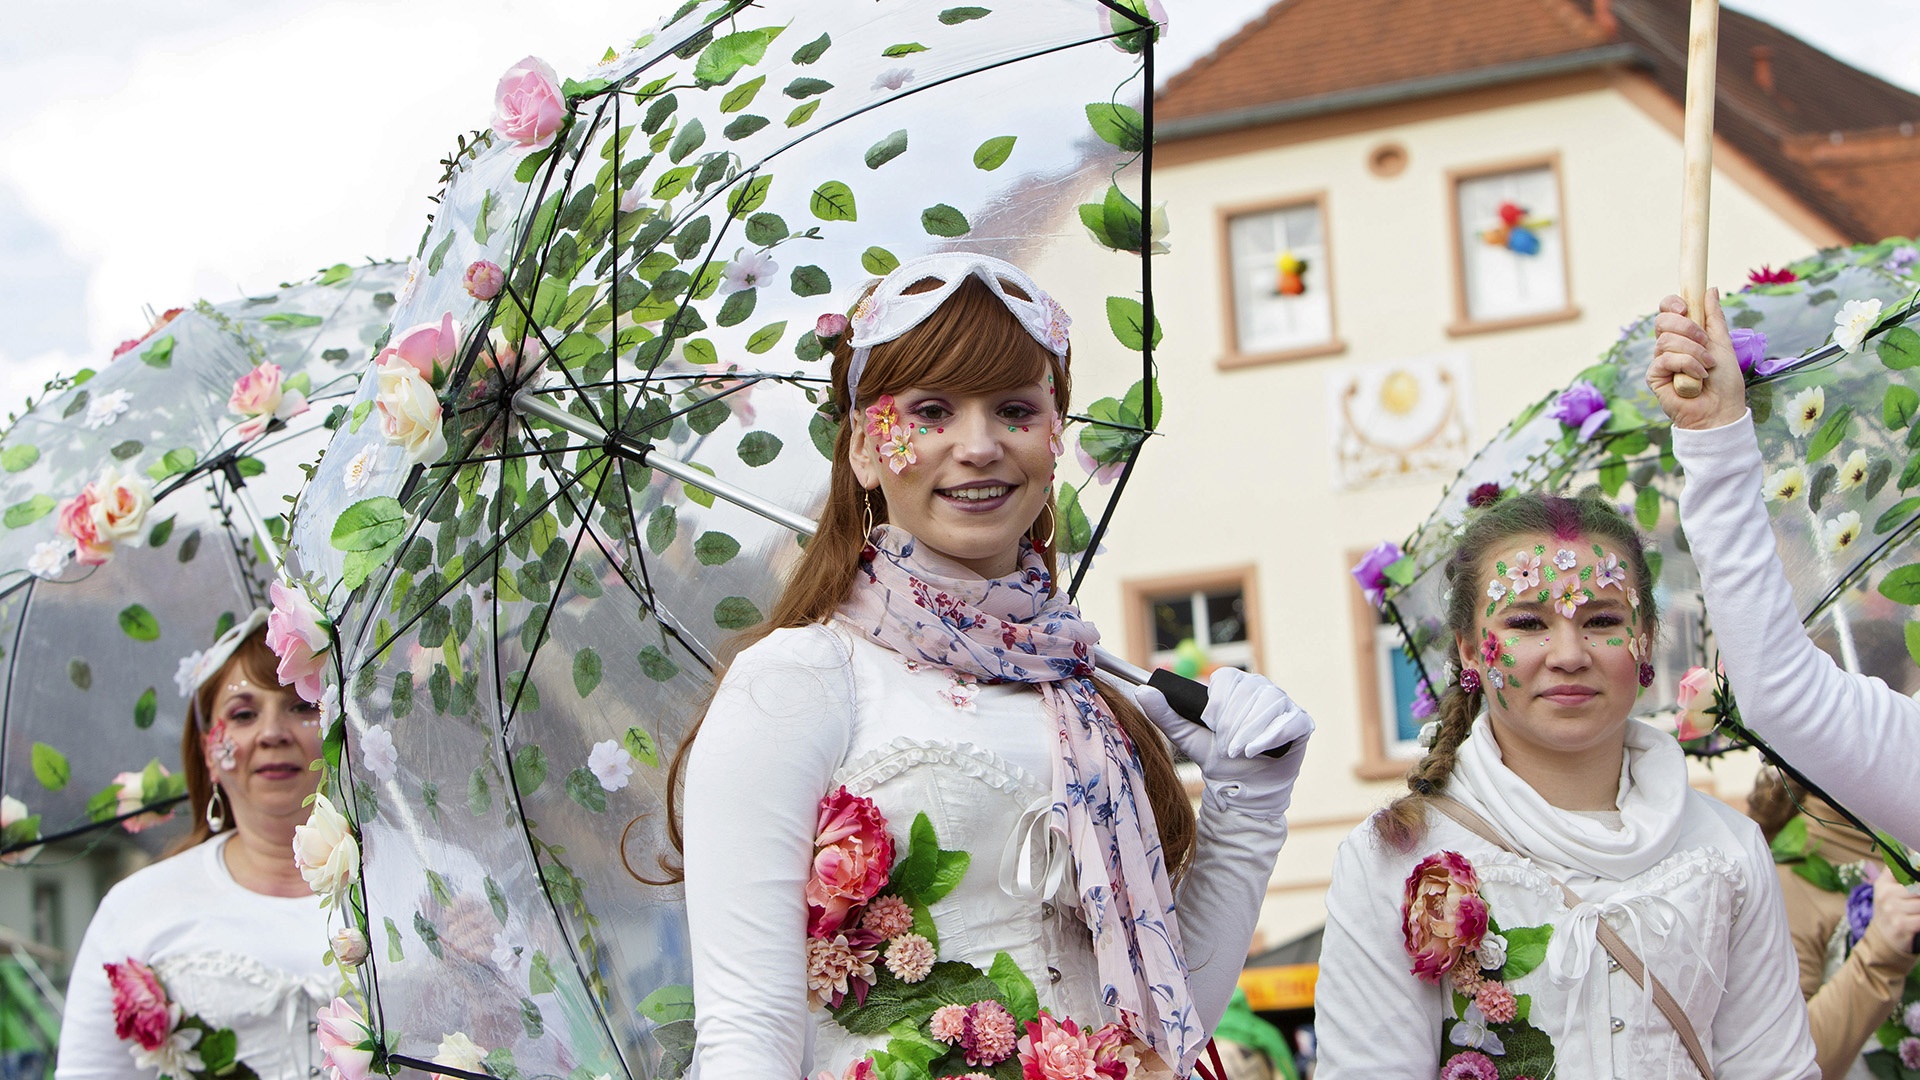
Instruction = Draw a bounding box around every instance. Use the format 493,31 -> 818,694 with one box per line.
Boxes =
292,793 -> 359,906
374,354 -> 448,465
331,927 -> 370,966
90,467 -> 154,545
1476,932 -> 1509,972
1833,297 -> 1882,354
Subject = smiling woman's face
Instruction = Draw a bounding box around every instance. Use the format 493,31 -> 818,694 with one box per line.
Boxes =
204,664 -> 323,833
1458,529 -> 1647,764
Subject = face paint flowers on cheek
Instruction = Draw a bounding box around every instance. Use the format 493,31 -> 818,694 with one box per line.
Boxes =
207,720 -> 237,771
865,395 -> 917,475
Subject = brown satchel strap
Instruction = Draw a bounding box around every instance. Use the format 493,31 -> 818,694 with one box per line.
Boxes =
1429,796 -> 1715,1080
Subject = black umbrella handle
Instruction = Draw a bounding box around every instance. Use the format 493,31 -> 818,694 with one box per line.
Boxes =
1145,668 -> 1298,760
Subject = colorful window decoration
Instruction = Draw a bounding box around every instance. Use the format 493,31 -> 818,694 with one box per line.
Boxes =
1274,251 -> 1308,296
1479,201 -> 1552,257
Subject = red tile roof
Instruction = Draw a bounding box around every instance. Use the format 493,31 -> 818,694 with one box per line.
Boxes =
1157,0 -> 1920,241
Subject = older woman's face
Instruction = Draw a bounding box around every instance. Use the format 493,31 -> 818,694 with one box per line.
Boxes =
204,665 -> 323,831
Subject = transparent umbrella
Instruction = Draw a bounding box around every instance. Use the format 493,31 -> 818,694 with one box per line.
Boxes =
279,1 -> 1172,1074
0,261 -> 404,860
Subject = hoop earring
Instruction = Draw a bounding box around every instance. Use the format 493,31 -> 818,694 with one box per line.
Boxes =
205,786 -> 226,833
862,490 -> 876,539
1036,503 -> 1056,551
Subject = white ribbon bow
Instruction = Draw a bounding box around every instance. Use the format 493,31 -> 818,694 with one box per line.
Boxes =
998,794 -> 1072,904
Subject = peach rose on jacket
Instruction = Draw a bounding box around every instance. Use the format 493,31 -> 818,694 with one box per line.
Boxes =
492,56 -> 566,149
1402,850 -> 1489,984
805,787 -> 894,939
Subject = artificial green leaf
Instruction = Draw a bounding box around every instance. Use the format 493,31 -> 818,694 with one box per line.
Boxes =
118,605 -> 161,641
1771,815 -> 1811,861
512,744 -> 548,795
1085,102 -> 1145,152
746,321 -> 787,354
861,247 -> 899,274
737,431 -> 782,466
693,531 -> 740,565
468,766 -> 493,817
810,410 -> 840,459
3,495 -> 54,529
624,725 -> 660,767
529,950 -> 557,995
791,32 -> 831,65
1878,325 -> 1920,370
1806,405 -> 1854,463
881,42 -> 928,57
724,113 -> 770,140
728,175 -> 773,218
144,447 -> 197,482
988,952 -> 1040,1023
810,181 -> 857,222
331,496 -> 408,553
133,687 -> 157,729
647,505 -> 677,553
865,129 -> 908,169
1635,486 -> 1660,530
141,335 -> 174,368
69,659 -> 91,690
1498,923 -> 1553,981
1884,384 -> 1919,429
972,135 -> 1015,170
31,743 -> 69,791
785,99 -> 821,128
920,204 -> 970,238
784,77 -> 832,99
1104,296 -> 1163,351
939,6 -> 991,23
1878,563 -> 1920,604
259,312 -> 324,329
669,118 -> 707,163
1874,497 -> 1920,535
566,767 -> 609,812
147,516 -> 176,547
0,445 -> 39,472
638,646 -> 679,682
827,959 -> 1003,1035
639,984 -> 696,1023
714,596 -> 762,629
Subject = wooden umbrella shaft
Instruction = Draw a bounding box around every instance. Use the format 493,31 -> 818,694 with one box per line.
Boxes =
1676,0 -> 1719,398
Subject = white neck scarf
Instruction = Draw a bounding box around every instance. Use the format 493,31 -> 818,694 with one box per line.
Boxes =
1449,715 -> 1689,881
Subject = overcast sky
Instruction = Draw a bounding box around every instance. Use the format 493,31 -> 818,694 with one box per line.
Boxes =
2,0 -> 1914,406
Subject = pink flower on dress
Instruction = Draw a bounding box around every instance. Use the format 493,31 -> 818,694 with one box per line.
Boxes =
811,1062 -> 878,1080
938,675 -> 979,710
1901,1036 -> 1920,1071
1474,980 -> 1517,1024
859,894 -> 915,939
105,959 -> 175,1050
316,996 -> 374,1080
806,788 -> 894,939
1402,851 -> 1489,984
1017,1013 -> 1099,1079
931,1004 -> 969,1043
805,933 -> 877,1008
1449,963 -> 1484,995
463,260 -> 504,301
964,1001 -> 1019,1066
883,933 -> 935,983
492,56 -> 566,149
1440,1051 -> 1500,1080
266,580 -> 330,705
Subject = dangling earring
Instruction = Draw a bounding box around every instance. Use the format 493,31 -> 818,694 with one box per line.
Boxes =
1458,667 -> 1482,694
1036,503 -> 1056,551
862,490 -> 876,538
205,786 -> 226,833
1638,661 -> 1656,688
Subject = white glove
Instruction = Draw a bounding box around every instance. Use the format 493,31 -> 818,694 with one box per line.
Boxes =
1134,666 -> 1313,822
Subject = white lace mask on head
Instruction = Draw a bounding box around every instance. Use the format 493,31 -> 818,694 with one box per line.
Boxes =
845,252 -> 1071,409
176,608 -> 270,718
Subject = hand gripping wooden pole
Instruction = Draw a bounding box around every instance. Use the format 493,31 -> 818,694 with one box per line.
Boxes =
1675,0 -> 1720,399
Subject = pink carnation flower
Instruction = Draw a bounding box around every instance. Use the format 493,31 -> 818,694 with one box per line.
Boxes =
883,933 -> 934,983
1441,1051 -> 1499,1080
1402,851 -> 1489,984
806,787 -> 894,939
105,959 -> 175,1050
930,1004 -> 969,1043
964,1001 -> 1018,1067
859,894 -> 914,939
1474,980 -> 1517,1024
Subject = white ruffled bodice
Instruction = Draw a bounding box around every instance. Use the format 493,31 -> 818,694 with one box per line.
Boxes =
149,949 -> 332,1076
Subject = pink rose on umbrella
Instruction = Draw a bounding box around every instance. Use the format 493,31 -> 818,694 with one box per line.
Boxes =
381,312 -> 461,386
806,787 -> 894,939
266,580 -> 330,704
110,769 -> 176,833
56,485 -> 111,566
463,260 -> 504,301
229,362 -> 311,441
1402,850 -> 1489,984
105,958 -> 176,1050
492,56 -> 566,149
1673,665 -> 1717,741
316,996 -> 375,1080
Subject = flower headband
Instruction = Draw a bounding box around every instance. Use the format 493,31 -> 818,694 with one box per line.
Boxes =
174,608 -> 270,720
845,252 -> 1071,409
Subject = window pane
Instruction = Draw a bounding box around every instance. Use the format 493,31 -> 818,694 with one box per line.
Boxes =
1228,202 -> 1333,354
1152,599 -> 1194,653
1388,648 -> 1427,744
1457,166 -> 1567,322
1205,591 -> 1247,645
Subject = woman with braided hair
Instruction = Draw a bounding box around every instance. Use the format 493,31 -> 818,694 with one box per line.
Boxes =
1314,493 -> 1815,1080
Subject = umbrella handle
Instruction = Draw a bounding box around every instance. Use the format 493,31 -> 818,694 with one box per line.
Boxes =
1108,663 -> 1295,760
1675,0 -> 1720,400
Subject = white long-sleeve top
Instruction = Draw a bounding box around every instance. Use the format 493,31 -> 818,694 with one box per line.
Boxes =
1674,411 -> 1920,846
682,620 -> 1286,1079
57,834 -> 332,1080
1316,718 -> 1817,1080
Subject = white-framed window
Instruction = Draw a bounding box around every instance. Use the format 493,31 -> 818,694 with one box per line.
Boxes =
1147,586 -> 1255,673
1222,197 -> 1335,360
1453,161 -> 1570,325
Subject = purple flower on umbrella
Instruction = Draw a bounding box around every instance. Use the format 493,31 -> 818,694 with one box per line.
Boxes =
1729,327 -> 1767,374
1846,880 -> 1874,946
1888,246 -> 1918,274
1410,678 -> 1437,721
1547,380 -> 1611,442
1351,541 -> 1404,609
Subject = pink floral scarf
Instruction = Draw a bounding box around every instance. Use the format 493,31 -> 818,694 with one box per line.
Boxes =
838,526 -> 1198,1072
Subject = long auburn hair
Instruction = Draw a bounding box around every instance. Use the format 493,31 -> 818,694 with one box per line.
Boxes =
1372,492 -> 1661,851
165,629 -> 280,857
637,272 -> 1196,882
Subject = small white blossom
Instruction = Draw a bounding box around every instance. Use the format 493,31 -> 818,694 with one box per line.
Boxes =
342,446 -> 379,495
1833,297 -> 1882,354
872,67 -> 915,91
27,540 -> 70,579
588,739 -> 634,792
83,388 -> 133,430
1475,933 -> 1508,971
492,931 -> 524,975
1447,1003 -> 1506,1055
719,250 -> 778,294
361,724 -> 398,782
1786,387 -> 1826,439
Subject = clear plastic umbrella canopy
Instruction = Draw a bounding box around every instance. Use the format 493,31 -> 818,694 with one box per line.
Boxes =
1374,239 -> 1920,746
0,262 -> 403,859
283,1 -> 1165,1074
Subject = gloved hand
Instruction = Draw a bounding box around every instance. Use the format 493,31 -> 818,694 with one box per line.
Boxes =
1135,666 -> 1313,822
